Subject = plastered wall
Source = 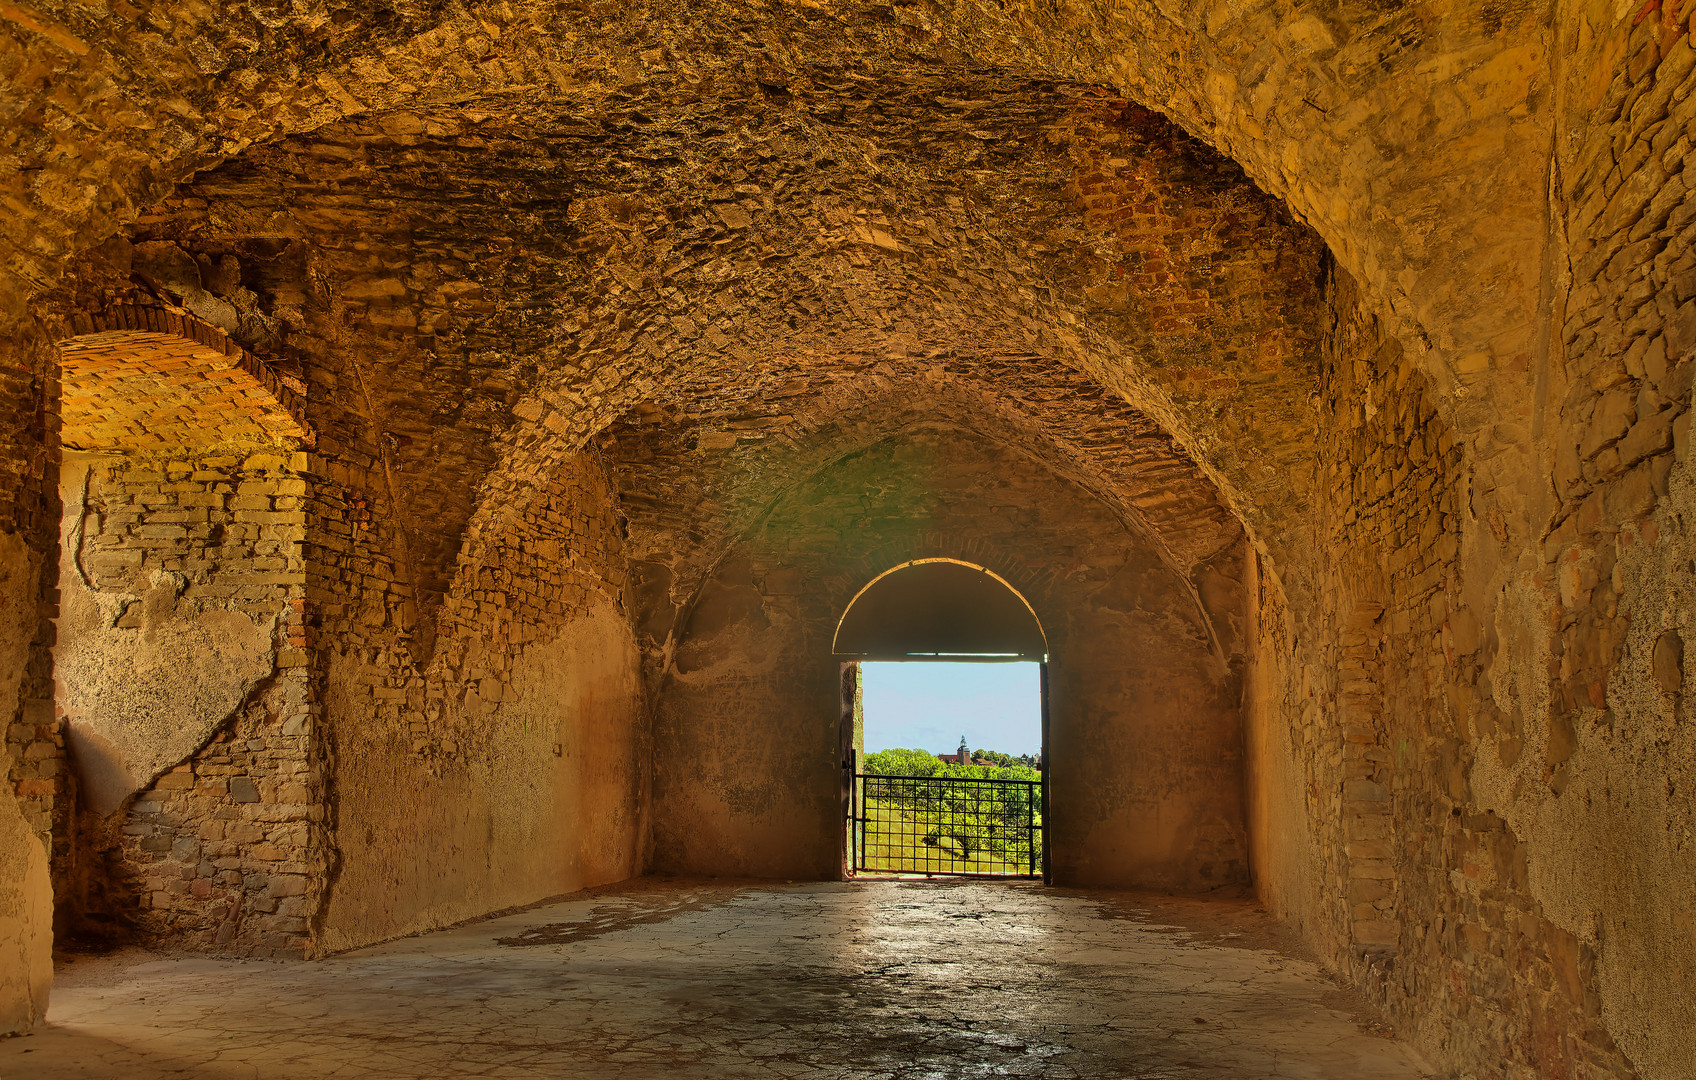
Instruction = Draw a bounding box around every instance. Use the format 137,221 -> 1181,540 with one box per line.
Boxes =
312,451 -> 649,953
645,428 -> 1248,892
1048,542 -> 1248,891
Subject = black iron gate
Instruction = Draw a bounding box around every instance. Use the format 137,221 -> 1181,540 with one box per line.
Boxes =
848,758 -> 1043,878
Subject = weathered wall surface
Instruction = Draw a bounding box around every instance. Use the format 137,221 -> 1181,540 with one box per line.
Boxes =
0,319 -> 60,1035
650,544 -> 841,880
1241,552 -> 1318,943
56,453 -> 296,813
1463,6 -> 1696,1076
313,451 -> 647,954
54,451 -> 320,957
66,673 -> 320,958
1557,450 -> 1696,1080
3,0 -> 1693,1069
1235,6 -> 1696,1077
1246,270 -> 1652,1079
641,427 -> 1247,891
0,525 -> 53,1034
1051,544 -> 1247,891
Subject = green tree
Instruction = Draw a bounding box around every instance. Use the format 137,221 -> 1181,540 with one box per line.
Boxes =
863,747 -> 941,777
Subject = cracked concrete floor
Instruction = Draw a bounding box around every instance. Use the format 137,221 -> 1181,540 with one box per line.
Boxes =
1,880 -> 1434,1079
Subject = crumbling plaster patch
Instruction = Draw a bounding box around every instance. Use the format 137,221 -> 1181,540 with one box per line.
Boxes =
1470,453 -> 1696,1080
54,457 -> 281,815
56,580 -> 277,815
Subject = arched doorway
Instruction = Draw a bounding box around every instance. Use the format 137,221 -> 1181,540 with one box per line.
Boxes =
833,559 -> 1048,881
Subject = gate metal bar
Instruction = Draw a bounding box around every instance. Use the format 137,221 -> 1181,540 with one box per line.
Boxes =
848,758 -> 1042,878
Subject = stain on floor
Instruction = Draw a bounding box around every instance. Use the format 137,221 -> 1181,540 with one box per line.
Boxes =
497,881 -> 750,947
1,880 -> 1434,1079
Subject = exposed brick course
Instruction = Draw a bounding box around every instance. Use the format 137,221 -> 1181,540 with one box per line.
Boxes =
59,331 -> 305,454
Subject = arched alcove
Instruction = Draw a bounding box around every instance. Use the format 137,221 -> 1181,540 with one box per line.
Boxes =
51,309 -> 317,953
833,559 -> 1047,662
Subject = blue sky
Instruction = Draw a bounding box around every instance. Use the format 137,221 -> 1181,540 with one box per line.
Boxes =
860,661 -> 1042,757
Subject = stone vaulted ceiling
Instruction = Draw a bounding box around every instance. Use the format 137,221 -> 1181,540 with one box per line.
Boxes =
10,3 -> 1696,1077
599,355 -> 1247,597
57,69 -> 1325,627
7,0 -> 1550,416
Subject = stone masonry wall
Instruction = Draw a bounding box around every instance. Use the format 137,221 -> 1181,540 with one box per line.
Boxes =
0,320 -> 58,1034
1250,271 -> 1642,1079
54,451 -> 318,958
1556,3 -> 1695,723
1442,6 -> 1696,1075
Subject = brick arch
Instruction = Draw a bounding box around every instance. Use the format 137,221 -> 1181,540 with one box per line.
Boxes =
812,531 -> 1236,674
806,538 -> 1087,672
830,536 -> 1065,636
696,528 -> 1068,656
832,556 -> 1049,660
56,304 -> 312,452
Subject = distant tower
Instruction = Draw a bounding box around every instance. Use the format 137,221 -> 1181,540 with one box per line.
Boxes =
958,735 -> 970,764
